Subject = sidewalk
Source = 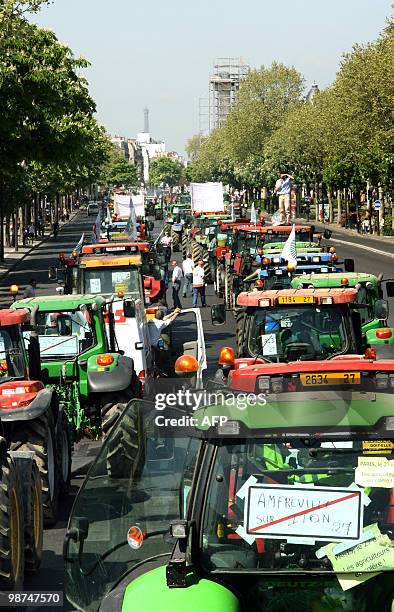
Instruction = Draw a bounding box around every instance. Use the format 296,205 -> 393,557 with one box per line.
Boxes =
299,218 -> 394,246
0,211 -> 79,283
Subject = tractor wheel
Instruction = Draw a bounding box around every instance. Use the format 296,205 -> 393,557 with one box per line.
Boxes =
100,390 -> 135,439
225,269 -> 235,310
10,411 -> 59,527
181,233 -> 188,258
24,460 -> 43,574
101,397 -> 144,479
192,240 -> 203,264
0,454 -> 24,590
216,264 -> 225,297
203,257 -> 211,283
235,307 -> 246,357
56,410 -> 72,494
171,229 -> 180,252
163,222 -> 171,236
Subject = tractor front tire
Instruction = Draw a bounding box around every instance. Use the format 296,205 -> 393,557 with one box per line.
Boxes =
24,460 -> 43,574
56,410 -> 72,494
10,411 -> 59,527
0,454 -> 24,590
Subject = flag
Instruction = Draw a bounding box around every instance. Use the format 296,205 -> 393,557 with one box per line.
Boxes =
73,233 -> 85,254
281,224 -> 297,268
230,202 -> 235,222
250,202 -> 257,224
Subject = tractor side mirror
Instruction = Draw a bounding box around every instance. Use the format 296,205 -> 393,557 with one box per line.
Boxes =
124,300 -> 136,318
386,281 -> 394,298
374,299 -> 389,321
211,303 -> 226,326
344,258 -> 354,272
48,266 -> 57,280
323,229 -> 332,240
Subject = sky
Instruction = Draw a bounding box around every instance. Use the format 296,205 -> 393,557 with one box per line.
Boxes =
34,0 -> 392,156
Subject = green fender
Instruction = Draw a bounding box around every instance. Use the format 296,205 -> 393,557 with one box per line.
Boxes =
366,327 -> 394,345
121,566 -> 240,612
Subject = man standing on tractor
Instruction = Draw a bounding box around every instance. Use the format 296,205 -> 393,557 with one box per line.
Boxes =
274,172 -> 294,224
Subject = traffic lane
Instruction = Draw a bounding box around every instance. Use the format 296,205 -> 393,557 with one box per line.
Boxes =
0,212 -> 92,307
312,222 -> 394,256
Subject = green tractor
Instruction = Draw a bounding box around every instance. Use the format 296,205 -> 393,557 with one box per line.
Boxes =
163,199 -> 192,252
291,272 -> 388,335
12,294 -> 142,441
64,357 -> 394,611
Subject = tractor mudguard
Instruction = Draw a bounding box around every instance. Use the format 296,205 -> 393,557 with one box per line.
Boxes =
0,388 -> 55,422
88,355 -> 136,394
101,566 -> 240,612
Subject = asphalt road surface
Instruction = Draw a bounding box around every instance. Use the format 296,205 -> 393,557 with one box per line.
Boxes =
1,212 -> 394,610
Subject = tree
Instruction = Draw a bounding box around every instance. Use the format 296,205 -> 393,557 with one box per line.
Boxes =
100,144 -> 138,187
185,134 -> 206,161
149,156 -> 183,187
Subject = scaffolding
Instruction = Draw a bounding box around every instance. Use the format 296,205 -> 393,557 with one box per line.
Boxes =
209,58 -> 249,130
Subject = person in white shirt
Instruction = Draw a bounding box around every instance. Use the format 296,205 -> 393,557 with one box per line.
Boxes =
192,260 -> 206,307
171,260 -> 183,309
274,172 -> 294,224
182,253 -> 194,298
148,308 -> 181,373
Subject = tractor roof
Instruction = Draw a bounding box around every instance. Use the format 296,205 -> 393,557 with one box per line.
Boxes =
265,225 -> 311,233
237,287 -> 357,307
0,309 -> 29,326
291,272 -> 379,289
81,242 -> 150,255
79,255 -> 142,268
12,295 -> 106,311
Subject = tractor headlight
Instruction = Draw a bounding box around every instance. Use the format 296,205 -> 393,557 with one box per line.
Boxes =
271,377 -> 284,393
258,376 -> 270,391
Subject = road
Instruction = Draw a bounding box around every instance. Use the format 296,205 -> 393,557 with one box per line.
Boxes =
1,212 -> 394,609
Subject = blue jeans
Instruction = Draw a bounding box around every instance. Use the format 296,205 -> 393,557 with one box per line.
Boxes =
183,273 -> 193,296
193,285 -> 206,307
172,282 -> 182,309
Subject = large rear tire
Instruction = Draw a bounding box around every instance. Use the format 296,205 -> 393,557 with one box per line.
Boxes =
171,229 -> 180,252
235,307 -> 246,357
24,460 -> 43,575
191,240 -> 203,264
0,454 -> 24,590
10,411 -> 59,527
101,390 -> 135,439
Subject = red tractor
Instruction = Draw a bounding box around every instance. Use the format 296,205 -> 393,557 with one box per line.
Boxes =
0,309 -> 70,526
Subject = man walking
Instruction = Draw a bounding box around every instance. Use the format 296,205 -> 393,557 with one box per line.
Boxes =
192,260 -> 206,307
182,253 -> 194,298
274,172 -> 294,224
171,260 -> 183,309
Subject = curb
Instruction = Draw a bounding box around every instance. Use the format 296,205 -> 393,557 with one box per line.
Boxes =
0,211 -> 80,284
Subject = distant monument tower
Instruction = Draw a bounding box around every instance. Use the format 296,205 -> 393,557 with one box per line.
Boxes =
144,106 -> 149,133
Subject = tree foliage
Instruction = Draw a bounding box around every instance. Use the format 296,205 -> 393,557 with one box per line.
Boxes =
149,156 -> 183,187
100,144 -> 138,188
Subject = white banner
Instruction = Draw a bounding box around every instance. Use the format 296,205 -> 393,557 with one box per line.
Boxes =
131,194 -> 145,219
114,194 -> 131,217
191,182 -> 224,213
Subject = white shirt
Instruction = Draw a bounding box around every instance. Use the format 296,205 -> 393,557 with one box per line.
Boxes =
182,258 -> 194,275
172,265 -> 183,283
161,235 -> 172,246
148,318 -> 171,347
192,265 -> 205,287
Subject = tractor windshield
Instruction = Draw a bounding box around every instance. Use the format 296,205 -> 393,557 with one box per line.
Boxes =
248,304 -> 350,361
34,310 -> 94,357
233,231 -> 263,256
83,266 -> 141,298
65,401 -> 200,612
264,230 -> 311,244
201,437 -> 394,585
0,328 -> 25,380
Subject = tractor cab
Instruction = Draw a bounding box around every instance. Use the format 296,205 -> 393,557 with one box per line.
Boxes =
65,364 -> 394,611
291,273 -> 385,334
262,225 -> 331,254
213,287 -> 375,360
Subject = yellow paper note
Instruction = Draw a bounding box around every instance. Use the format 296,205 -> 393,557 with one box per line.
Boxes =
355,456 -> 394,488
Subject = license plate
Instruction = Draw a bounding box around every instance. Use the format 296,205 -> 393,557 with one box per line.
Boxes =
362,440 -> 394,454
300,372 -> 361,386
278,295 -> 314,304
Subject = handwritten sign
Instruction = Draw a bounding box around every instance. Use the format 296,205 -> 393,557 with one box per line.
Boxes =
317,523 -> 394,591
261,333 -> 278,356
245,484 -> 363,543
89,278 -> 101,293
355,456 -> 394,488
39,334 -> 78,357
191,182 -> 224,213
